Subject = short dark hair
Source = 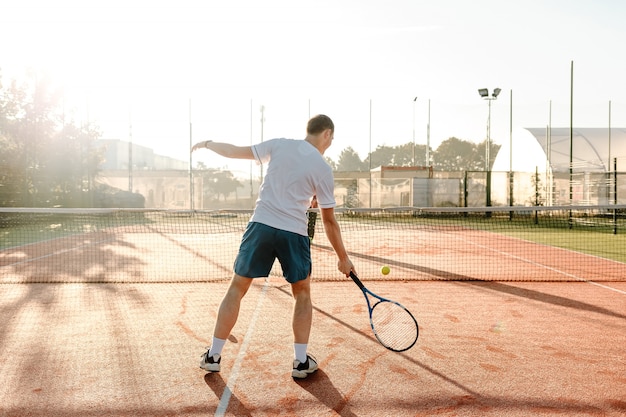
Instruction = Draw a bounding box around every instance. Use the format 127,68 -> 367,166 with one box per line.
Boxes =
307,114 -> 334,135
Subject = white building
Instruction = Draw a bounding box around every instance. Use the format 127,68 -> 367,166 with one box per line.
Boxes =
96,139 -> 188,171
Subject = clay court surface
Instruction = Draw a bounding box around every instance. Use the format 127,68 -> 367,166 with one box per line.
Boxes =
1,278 -> 624,417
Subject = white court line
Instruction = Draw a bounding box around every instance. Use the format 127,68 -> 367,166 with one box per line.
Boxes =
449,232 -> 626,296
215,279 -> 269,417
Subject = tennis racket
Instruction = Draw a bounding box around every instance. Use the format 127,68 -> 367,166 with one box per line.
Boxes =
349,271 -> 418,352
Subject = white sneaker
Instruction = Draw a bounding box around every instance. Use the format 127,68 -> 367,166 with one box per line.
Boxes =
200,348 -> 221,372
292,354 -> 318,379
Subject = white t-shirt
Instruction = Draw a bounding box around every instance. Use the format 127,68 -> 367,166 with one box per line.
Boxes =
250,138 -> 336,236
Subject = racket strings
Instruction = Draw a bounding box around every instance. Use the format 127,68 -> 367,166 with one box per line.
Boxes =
371,301 -> 418,351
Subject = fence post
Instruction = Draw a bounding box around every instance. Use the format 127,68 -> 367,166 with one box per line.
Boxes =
614,158 -> 618,235
509,171 -> 514,220
534,166 -> 539,225
463,171 -> 468,217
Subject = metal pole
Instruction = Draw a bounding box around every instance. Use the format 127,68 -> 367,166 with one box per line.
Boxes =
614,157 -> 618,235
535,165 -> 539,224
569,61 -> 574,227
509,89 -> 513,210
250,99 -> 253,206
464,170 -> 468,208
369,99 -> 372,208
189,99 -> 193,210
608,100 -> 612,206
487,98 -> 491,171
426,99 -> 431,167
607,100 -> 611,172
548,100 -> 552,206
260,105 -> 265,184
412,97 -> 417,166
128,108 -> 133,193
486,98 -> 492,211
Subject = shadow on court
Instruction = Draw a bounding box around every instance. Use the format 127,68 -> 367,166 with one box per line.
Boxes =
0,280 -> 624,416
204,373 -> 253,416
314,242 -> 626,319
294,369 -> 359,417
458,280 -> 626,319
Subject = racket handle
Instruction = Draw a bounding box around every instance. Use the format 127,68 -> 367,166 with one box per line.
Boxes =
349,271 -> 365,290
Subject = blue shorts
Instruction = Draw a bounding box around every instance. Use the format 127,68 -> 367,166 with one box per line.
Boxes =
234,222 -> 312,283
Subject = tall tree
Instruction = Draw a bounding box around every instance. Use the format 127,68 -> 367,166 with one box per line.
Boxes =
431,137 -> 501,172
365,142 -> 432,168
196,167 -> 244,203
336,147 -> 366,172
0,78 -> 30,205
392,142 -> 424,166
474,139 -> 501,171
432,137 -> 476,171
364,144 -> 396,169
0,71 -> 104,207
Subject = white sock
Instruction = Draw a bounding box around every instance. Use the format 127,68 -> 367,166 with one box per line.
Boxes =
294,343 -> 308,363
209,337 -> 226,357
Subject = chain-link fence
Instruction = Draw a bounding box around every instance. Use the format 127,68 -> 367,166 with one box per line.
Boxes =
2,169 -> 624,209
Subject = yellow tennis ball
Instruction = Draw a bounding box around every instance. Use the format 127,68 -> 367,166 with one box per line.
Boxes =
381,266 -> 390,275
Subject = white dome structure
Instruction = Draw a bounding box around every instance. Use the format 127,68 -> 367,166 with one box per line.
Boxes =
491,127 -> 626,205
493,127 -> 626,173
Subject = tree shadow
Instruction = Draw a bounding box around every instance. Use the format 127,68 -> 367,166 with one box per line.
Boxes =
204,372 -> 253,416
459,280 -> 626,319
312,242 -> 626,320
273,285 -> 481,398
294,369 -> 358,417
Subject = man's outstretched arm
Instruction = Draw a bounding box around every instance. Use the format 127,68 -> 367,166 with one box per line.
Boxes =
191,140 -> 255,160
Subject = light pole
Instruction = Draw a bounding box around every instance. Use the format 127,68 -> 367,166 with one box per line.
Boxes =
369,99 -> 372,208
189,99 -> 193,210
260,105 -> 266,183
128,108 -> 133,193
478,87 -> 501,208
412,97 -> 417,166
426,99 -> 431,167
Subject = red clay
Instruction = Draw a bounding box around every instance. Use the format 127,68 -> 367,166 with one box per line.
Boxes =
0,279 -> 624,416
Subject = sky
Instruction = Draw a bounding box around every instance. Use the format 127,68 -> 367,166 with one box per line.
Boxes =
1,0 -> 625,177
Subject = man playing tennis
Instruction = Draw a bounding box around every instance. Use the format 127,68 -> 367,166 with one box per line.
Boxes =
192,114 -> 355,378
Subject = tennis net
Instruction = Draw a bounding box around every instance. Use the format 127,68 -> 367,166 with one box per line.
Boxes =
1,206 -> 625,283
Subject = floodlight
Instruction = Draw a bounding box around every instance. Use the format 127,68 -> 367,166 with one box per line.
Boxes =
477,86 -> 502,209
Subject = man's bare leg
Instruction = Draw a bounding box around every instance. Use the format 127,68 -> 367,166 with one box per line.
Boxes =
290,276 -> 318,378
213,274 -> 253,340
291,275 -> 312,344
